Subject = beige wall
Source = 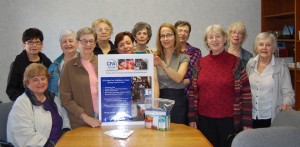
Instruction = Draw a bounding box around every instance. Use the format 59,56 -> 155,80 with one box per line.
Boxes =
0,0 -> 261,102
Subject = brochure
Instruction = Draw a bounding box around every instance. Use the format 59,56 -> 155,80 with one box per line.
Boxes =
104,129 -> 134,139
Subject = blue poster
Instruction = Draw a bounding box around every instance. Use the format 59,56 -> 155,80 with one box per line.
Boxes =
101,77 -> 132,122
98,54 -> 154,125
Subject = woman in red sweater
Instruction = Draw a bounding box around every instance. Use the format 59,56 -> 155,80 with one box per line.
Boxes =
194,24 -> 252,147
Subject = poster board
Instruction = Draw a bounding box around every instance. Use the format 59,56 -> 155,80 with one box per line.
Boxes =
98,54 -> 154,126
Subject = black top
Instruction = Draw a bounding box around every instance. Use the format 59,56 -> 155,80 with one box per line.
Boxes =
93,40 -> 119,55
6,50 -> 52,101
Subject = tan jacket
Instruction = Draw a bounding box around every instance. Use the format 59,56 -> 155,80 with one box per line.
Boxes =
60,55 -> 98,129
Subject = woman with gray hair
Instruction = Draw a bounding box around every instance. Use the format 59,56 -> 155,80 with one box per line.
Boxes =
60,27 -> 102,129
92,18 -> 118,54
132,22 -> 156,54
246,32 -> 294,128
48,29 -> 78,96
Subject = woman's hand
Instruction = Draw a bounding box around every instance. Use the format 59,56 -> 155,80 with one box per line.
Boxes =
279,104 -> 292,111
154,54 -> 163,66
183,79 -> 190,87
243,127 -> 252,130
189,122 -> 197,129
81,113 -> 102,128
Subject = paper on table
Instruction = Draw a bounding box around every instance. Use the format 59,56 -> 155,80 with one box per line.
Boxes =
104,129 -> 134,139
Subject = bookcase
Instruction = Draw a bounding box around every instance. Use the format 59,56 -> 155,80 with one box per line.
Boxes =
261,0 -> 300,109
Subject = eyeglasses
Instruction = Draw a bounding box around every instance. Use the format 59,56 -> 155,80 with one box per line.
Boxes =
96,28 -> 111,33
160,34 -> 174,40
25,40 -> 42,46
79,39 -> 96,45
177,29 -> 189,34
231,31 -> 244,36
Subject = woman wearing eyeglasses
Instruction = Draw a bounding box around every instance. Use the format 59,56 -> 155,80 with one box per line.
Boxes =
6,28 -> 52,101
154,23 -> 190,125
60,27 -> 102,129
174,20 -> 202,128
227,21 -> 253,67
92,18 -> 118,55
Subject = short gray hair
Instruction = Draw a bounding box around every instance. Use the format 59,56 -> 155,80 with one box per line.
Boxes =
253,32 -> 278,54
76,27 -> 96,41
59,29 -> 76,42
131,22 -> 152,44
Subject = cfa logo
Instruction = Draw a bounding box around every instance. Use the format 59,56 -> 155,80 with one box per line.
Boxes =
106,59 -> 117,70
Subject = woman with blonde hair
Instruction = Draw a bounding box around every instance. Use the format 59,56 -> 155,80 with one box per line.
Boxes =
194,24 -> 252,147
7,63 -> 70,147
154,23 -> 190,125
227,21 -> 253,66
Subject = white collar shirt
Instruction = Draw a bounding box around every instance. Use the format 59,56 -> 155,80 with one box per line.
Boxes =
249,55 -> 275,119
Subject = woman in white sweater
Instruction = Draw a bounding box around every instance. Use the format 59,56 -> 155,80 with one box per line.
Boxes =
7,63 -> 70,147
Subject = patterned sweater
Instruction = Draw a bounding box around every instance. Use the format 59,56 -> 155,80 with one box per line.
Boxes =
182,43 -> 202,123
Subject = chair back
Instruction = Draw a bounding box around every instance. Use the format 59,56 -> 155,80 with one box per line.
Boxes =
231,126 -> 300,147
271,109 -> 300,129
0,101 -> 14,141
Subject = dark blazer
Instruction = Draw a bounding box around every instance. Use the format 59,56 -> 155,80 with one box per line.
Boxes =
93,40 -> 118,55
6,50 -> 52,101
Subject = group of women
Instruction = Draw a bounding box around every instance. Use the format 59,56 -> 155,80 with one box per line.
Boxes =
191,22 -> 294,147
5,18 -> 295,147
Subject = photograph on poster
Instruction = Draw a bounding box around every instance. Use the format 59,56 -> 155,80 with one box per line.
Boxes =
134,59 -> 148,70
131,76 -> 152,121
118,59 -> 134,70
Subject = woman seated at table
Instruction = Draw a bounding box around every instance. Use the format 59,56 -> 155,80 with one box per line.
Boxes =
60,27 -> 102,129
7,63 -> 71,147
